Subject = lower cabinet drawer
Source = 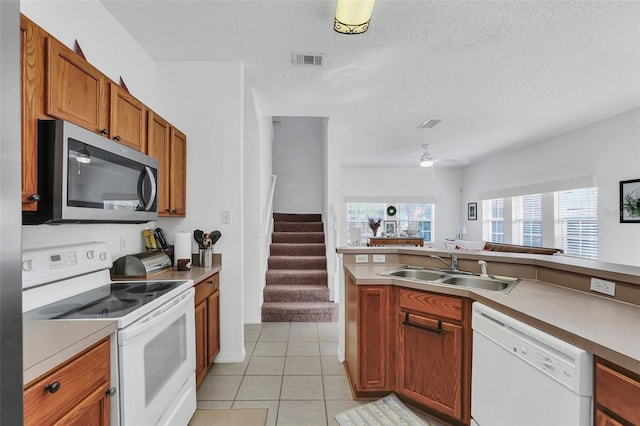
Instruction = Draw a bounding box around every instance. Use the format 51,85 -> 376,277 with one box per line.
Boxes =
595,362 -> 640,425
398,289 -> 463,321
24,339 -> 110,426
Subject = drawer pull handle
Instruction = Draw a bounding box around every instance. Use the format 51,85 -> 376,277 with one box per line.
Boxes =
45,381 -> 61,394
402,312 -> 442,334
207,280 -> 214,284
113,135 -> 121,142
106,387 -> 117,397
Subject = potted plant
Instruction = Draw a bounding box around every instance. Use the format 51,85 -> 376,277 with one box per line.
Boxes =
368,217 -> 382,236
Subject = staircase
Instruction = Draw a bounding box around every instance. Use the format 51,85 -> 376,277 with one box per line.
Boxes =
261,213 -> 338,322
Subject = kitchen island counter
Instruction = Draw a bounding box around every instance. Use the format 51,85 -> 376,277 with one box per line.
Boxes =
339,250 -> 640,376
23,319 -> 117,385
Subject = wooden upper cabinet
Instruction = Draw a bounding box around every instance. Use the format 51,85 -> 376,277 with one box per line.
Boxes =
170,128 -> 187,216
147,111 -> 187,216
147,111 -> 171,214
21,15 -> 44,211
46,36 -> 108,134
110,83 -> 147,152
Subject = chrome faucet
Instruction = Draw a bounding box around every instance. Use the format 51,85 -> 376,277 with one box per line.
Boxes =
478,260 -> 489,277
429,254 -> 459,271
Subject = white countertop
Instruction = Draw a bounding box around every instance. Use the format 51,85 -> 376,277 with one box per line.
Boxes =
23,319 -> 117,385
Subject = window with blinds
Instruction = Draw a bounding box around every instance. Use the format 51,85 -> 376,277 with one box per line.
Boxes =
554,187 -> 598,259
346,202 -> 434,244
513,194 -> 542,247
482,199 -> 504,243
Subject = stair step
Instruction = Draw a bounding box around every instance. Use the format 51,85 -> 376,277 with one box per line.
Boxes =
261,302 -> 338,322
268,256 -> 327,270
274,222 -> 324,232
270,243 -> 326,256
272,232 -> 325,244
266,270 -> 327,286
263,285 -> 330,302
273,213 -> 322,223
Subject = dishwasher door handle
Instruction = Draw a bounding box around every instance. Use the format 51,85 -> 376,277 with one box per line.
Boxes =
402,312 -> 443,334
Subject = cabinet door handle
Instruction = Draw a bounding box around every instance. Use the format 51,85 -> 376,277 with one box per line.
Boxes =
113,135 -> 121,142
45,381 -> 61,394
106,387 -> 117,397
207,280 -> 214,284
28,193 -> 41,202
402,312 -> 442,334
99,129 -> 108,135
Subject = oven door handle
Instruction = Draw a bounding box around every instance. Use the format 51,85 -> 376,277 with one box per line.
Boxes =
119,288 -> 194,344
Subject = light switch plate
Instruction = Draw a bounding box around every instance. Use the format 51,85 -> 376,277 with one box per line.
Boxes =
590,277 -> 615,296
355,254 -> 368,263
373,254 -> 386,263
221,210 -> 231,224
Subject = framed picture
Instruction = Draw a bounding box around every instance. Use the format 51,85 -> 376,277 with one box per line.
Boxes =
383,220 -> 397,237
468,202 -> 478,221
620,179 -> 640,223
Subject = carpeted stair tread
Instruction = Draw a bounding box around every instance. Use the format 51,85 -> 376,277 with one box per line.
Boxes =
274,222 -> 324,232
261,302 -> 339,322
263,284 -> 330,302
268,256 -> 327,270
266,269 -> 327,286
270,243 -> 326,256
273,213 -> 322,222
272,232 -> 325,244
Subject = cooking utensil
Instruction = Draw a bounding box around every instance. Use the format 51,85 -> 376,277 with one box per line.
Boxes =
193,230 -> 205,249
209,230 -> 222,245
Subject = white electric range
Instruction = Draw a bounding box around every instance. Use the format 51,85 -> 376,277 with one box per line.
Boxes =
22,242 -> 196,426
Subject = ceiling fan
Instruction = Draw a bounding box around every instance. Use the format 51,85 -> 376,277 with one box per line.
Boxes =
418,144 -> 467,176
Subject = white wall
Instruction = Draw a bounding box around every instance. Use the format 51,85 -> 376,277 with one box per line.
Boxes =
463,108 -> 640,266
272,117 -> 324,213
154,61 -> 246,362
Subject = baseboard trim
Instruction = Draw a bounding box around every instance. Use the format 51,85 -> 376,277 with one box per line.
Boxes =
213,348 -> 247,363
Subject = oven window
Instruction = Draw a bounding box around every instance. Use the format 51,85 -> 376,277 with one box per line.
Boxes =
144,315 -> 187,405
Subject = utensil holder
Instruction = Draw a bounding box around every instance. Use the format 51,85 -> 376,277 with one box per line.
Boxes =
199,248 -> 213,268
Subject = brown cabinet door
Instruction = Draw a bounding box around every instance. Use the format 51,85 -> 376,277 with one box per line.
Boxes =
110,83 -> 147,152
24,338 -> 110,426
595,409 -> 624,426
46,37 -> 107,134
170,127 -> 187,216
194,300 -> 208,387
207,290 -> 220,365
20,15 -> 42,211
357,286 -> 390,391
397,311 -> 464,422
147,111 -> 171,215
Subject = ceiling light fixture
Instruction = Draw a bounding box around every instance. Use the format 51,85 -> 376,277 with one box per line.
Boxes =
334,0 -> 376,35
420,157 -> 434,168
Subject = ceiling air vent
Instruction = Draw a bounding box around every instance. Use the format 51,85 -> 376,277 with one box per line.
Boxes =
292,53 -> 324,66
417,118 -> 442,129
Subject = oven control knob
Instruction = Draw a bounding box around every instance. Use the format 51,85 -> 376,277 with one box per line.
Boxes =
22,259 -> 33,272
99,252 -> 108,261
86,250 -> 95,260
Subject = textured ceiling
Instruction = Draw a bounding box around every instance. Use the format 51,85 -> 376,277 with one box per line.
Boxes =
101,0 -> 640,167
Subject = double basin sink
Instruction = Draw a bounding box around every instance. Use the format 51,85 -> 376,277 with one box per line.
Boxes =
378,266 -> 520,293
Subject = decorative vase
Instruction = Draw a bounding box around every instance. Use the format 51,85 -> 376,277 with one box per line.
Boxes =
372,228 -> 378,237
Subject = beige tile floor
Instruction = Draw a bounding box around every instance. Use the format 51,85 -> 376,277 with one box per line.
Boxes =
196,322 -> 367,426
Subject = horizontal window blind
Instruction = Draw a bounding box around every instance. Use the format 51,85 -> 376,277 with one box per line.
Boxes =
554,188 -> 598,259
482,199 -> 504,243
513,194 -> 542,247
346,202 -> 434,244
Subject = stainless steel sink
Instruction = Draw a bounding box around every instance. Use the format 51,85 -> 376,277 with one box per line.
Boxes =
439,275 -> 519,292
378,266 -> 520,293
385,269 -> 447,281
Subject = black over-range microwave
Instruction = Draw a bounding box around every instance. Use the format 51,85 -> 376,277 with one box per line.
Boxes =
23,120 -> 159,225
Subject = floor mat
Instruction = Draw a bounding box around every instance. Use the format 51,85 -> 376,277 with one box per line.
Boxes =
334,393 -> 432,426
188,408 -> 268,426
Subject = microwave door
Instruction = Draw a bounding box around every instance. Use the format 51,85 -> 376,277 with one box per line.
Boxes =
138,166 -> 157,212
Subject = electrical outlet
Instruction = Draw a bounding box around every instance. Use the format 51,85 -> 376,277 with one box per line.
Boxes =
221,210 -> 231,224
373,254 -> 386,263
120,237 -> 127,252
590,277 -> 616,296
355,254 -> 368,263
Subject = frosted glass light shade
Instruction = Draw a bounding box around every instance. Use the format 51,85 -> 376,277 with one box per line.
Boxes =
420,158 -> 434,167
334,0 -> 376,34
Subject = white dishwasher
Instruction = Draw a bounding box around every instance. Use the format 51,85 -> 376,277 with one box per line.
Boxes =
471,302 -> 593,426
